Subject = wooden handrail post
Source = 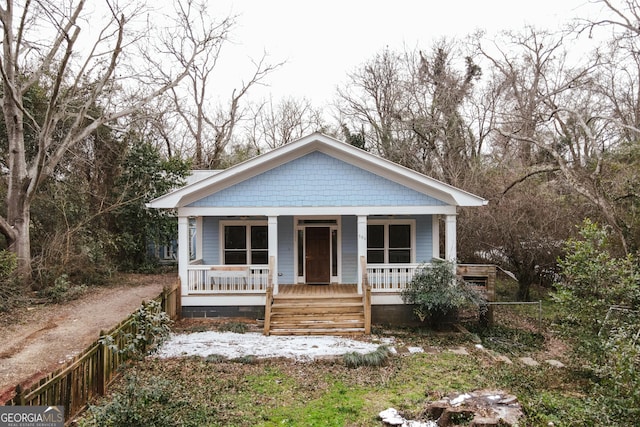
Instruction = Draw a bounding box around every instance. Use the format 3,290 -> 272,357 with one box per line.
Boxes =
360,256 -> 371,334
263,256 -> 275,335
364,285 -> 371,334
264,286 -> 273,336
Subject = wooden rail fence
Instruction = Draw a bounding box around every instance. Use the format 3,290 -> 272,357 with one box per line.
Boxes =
1,281 -> 181,424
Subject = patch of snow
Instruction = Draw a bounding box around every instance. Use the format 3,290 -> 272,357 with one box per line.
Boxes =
379,408 -> 405,425
378,408 -> 437,427
407,346 -> 424,354
450,393 -> 471,405
155,331 -> 385,361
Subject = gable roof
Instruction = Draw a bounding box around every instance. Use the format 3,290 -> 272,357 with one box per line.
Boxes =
147,132 -> 487,209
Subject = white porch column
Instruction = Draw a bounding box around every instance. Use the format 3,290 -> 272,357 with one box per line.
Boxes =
357,215 -> 367,295
432,215 -> 440,259
268,216 -> 279,294
178,216 -> 190,296
445,214 -> 457,262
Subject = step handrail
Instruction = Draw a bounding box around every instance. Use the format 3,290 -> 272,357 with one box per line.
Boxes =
263,256 -> 275,336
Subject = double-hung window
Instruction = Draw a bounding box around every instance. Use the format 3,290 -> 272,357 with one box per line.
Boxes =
223,223 -> 268,265
367,222 -> 413,263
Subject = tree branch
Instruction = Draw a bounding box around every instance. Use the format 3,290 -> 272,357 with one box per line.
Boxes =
501,165 -> 560,196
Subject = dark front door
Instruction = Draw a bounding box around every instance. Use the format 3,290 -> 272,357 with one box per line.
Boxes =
305,227 -> 330,284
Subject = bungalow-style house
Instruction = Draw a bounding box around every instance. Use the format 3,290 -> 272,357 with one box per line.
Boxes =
147,133 -> 487,335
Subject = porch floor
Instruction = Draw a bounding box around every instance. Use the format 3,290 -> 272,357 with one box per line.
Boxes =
277,284 -> 358,296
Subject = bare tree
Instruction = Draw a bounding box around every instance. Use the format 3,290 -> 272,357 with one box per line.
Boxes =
336,42 -> 483,186
476,25 -> 637,252
336,48 -> 414,165
406,40 -> 483,186
166,1 -> 284,169
244,96 -> 326,152
0,0 -> 224,278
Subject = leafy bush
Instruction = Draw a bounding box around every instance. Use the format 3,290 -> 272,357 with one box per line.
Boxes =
101,300 -> 172,359
37,274 -> 87,303
80,374 -> 177,427
552,219 -> 640,425
0,250 -> 17,279
0,250 -> 23,312
553,220 -> 640,358
111,142 -> 190,272
401,260 -> 486,325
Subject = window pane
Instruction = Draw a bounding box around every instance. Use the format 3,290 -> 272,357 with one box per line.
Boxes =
389,224 -> 410,248
225,226 -> 246,249
225,251 -> 247,265
367,249 -> 384,264
389,249 -> 411,263
251,226 -> 268,249
367,225 -> 384,248
251,250 -> 268,265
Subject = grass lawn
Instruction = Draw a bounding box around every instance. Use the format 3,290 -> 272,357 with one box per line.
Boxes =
76,323 -> 590,427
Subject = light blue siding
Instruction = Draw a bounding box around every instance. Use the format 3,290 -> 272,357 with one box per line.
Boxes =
277,216 -> 295,284
202,216 -> 220,264
415,215 -> 433,263
188,152 -> 447,207
341,216 -> 358,283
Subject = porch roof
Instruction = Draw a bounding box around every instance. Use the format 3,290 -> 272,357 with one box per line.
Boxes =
147,132 -> 487,210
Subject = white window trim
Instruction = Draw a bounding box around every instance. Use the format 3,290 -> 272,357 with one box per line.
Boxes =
367,219 -> 416,263
219,220 -> 268,265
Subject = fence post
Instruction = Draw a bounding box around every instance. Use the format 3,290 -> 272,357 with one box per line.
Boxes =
96,330 -> 106,396
14,384 -> 25,406
160,287 -> 167,313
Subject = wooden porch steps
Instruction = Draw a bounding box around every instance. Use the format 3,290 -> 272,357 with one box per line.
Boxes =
268,293 -> 365,336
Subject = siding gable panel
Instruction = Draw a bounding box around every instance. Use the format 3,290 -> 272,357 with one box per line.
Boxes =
188,152 -> 446,208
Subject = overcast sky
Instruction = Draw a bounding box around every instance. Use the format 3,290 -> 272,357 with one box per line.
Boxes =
203,0 -> 597,106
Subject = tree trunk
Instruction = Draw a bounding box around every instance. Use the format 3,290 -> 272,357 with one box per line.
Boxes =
7,208 -> 31,279
3,101 -> 33,278
1,0 -> 32,280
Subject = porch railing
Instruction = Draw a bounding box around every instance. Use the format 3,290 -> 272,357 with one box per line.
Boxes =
187,264 -> 270,293
366,263 -> 422,292
187,262 -> 424,293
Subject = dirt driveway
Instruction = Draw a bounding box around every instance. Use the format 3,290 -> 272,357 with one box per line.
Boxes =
0,273 -> 176,400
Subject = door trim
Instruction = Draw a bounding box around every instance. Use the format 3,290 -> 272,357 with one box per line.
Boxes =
294,216 -> 341,284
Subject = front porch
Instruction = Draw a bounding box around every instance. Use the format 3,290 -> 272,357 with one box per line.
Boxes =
182,260 -> 424,335
178,213 -> 458,297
